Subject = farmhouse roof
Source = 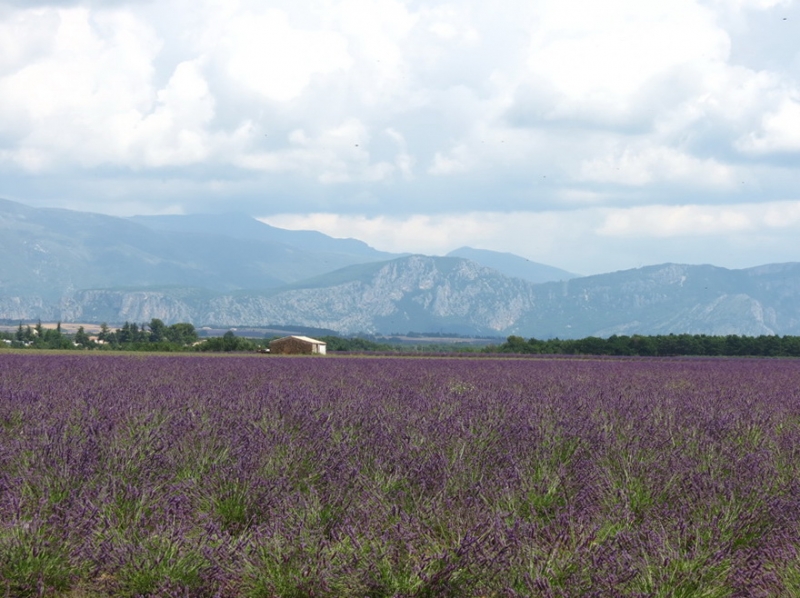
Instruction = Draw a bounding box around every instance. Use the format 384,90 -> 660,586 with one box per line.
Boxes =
278,335 -> 326,344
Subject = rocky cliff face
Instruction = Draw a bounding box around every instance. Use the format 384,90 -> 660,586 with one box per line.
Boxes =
517,263 -> 800,338
0,295 -> 59,321
162,256 -> 537,335
70,290 -> 197,324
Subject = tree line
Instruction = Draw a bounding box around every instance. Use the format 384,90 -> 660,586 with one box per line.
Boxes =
489,333 -> 800,357
0,319 -> 257,352
5,323 -> 800,357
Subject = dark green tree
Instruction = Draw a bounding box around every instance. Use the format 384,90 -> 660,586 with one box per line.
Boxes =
74,326 -> 92,348
148,318 -> 167,343
196,331 -> 256,352
118,323 -> 130,344
166,323 -> 198,345
502,335 -> 530,353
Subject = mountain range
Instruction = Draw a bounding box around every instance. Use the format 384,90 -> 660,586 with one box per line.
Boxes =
2,197 -> 799,338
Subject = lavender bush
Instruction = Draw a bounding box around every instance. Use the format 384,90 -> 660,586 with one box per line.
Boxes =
2,353 -> 800,596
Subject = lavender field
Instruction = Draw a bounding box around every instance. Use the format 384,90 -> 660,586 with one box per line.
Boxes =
2,354 -> 800,596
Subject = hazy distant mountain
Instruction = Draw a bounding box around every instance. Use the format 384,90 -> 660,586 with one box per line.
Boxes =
129,213 -> 392,259
4,198 -> 800,338
0,198 -> 395,298
447,246 -> 578,283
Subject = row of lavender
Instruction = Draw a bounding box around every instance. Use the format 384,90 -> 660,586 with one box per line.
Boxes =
2,353 -> 800,596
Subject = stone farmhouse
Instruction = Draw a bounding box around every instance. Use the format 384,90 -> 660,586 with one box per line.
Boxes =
268,335 -> 327,355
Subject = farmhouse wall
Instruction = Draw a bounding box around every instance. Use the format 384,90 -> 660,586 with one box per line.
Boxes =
269,336 -> 326,355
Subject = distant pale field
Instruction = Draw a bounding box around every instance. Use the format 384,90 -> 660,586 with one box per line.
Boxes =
2,353 -> 800,596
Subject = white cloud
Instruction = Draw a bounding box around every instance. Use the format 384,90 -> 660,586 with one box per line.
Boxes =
711,0 -> 792,10
429,149 -> 467,175
597,200 -> 800,237
556,189 -> 613,204
385,127 -> 414,178
737,97 -> 800,153
221,9 -> 352,103
648,66 -> 781,141
0,7 -> 162,169
579,143 -> 735,188
335,0 -> 416,87
423,5 -> 480,44
128,59 -> 215,167
524,0 -> 729,124
429,21 -> 458,40
233,118 -> 398,183
0,9 -> 59,75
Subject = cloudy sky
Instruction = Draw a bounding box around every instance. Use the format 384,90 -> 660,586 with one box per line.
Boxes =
1,0 -> 799,275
